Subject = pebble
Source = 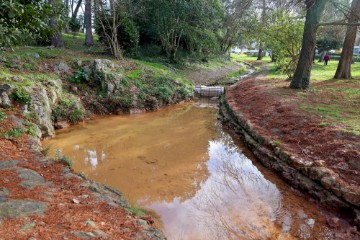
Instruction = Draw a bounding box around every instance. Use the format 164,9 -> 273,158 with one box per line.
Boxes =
72,199 -> 80,204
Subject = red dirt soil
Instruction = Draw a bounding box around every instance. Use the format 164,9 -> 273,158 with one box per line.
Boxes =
226,75 -> 360,190
0,109 -> 158,240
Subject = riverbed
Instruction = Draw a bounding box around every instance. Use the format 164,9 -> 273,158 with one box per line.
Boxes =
44,100 -> 337,239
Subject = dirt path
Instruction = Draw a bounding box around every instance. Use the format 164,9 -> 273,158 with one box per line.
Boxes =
184,61 -> 243,85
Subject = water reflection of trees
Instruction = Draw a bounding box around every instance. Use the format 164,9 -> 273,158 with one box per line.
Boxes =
189,138 -> 283,239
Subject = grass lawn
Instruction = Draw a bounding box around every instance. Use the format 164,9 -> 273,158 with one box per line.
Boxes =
232,52 -> 360,135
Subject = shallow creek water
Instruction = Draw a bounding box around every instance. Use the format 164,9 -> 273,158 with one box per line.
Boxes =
44,100 -> 337,239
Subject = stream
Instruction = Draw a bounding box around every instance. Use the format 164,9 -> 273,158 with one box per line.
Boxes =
44,100 -> 337,239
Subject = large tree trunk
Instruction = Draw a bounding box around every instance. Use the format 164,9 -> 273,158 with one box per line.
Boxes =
84,0 -> 93,46
290,0 -> 326,89
334,0 -> 360,79
49,0 -> 64,48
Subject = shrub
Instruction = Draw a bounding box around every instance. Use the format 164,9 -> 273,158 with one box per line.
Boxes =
11,87 -> 31,104
4,127 -> 24,140
52,98 -> 85,123
72,69 -> 89,83
0,110 -> 6,121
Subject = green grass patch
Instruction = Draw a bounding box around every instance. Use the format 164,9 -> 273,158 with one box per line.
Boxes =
226,65 -> 246,78
127,69 -> 142,80
266,60 -> 360,81
300,104 -> 360,135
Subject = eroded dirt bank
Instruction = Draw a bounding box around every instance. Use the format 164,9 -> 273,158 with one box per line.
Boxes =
0,109 -> 165,239
220,73 -> 360,231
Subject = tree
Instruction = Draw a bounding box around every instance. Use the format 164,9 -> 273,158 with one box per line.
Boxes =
0,0 -> 53,49
49,0 -> 64,48
290,0 -> 327,89
84,0 -> 94,46
70,0 -> 83,32
263,10 -> 304,79
334,0 -> 360,79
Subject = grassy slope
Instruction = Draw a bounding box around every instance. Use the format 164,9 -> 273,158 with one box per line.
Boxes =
231,53 -> 360,135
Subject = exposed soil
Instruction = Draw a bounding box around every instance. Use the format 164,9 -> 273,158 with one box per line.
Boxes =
0,108 -> 162,239
184,61 -> 243,86
226,74 -> 360,187
225,63 -> 360,217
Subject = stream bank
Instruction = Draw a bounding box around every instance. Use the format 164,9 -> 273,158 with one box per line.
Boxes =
220,69 -> 360,232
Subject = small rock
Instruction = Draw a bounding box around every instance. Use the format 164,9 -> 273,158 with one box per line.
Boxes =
85,220 -> 97,228
26,52 -> 40,58
93,229 -> 107,237
54,121 -> 70,129
72,199 -> 80,204
0,91 -> 11,107
327,217 -> 340,229
71,231 -> 96,238
0,200 -> 47,218
136,219 -> 149,230
54,61 -> 70,73
0,160 -> 19,170
18,221 -> 36,233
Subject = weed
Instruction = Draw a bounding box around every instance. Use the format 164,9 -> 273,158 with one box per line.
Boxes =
72,69 -> 89,83
0,110 -> 6,121
69,109 -> 84,123
129,205 -> 146,217
25,121 -> 38,137
4,127 -> 24,140
41,144 -> 52,157
318,122 -> 329,127
58,155 -> 73,168
273,140 -> 281,146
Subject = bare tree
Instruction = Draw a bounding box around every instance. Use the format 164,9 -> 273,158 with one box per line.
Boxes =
334,0 -> 360,79
95,0 -> 122,58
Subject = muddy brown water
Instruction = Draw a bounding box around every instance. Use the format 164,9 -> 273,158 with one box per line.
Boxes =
44,100 -> 339,239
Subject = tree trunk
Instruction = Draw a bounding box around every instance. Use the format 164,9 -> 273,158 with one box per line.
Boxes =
290,0 -> 326,89
257,42 -> 263,60
49,0 -> 64,48
64,0 -> 70,33
84,0 -> 93,46
71,0 -> 83,22
334,0 -> 360,79
257,0 -> 266,61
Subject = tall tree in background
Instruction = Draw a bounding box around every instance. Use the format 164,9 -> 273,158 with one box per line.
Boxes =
84,0 -> 94,46
257,0 -> 266,60
290,0 -> 327,89
334,0 -> 360,79
49,0 -> 64,48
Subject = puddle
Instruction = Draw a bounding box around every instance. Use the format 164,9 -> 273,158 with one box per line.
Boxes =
44,100 -> 337,239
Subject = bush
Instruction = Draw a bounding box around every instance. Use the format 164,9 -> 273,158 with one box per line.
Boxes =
71,69 -> 89,84
11,87 -> 31,104
52,98 -> 85,123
